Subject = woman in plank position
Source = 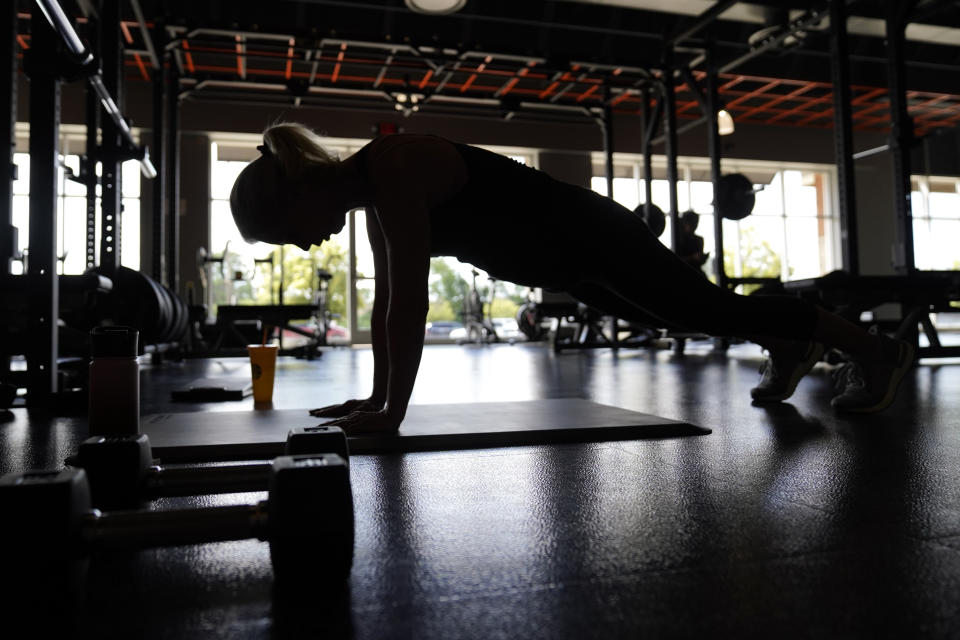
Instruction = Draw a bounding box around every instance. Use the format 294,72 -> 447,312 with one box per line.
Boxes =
230,122 -> 913,434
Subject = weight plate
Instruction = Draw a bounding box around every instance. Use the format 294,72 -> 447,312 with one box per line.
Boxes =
636,202 -> 666,237
717,173 -> 755,220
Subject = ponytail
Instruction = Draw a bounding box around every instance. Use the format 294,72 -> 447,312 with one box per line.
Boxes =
260,122 -> 339,183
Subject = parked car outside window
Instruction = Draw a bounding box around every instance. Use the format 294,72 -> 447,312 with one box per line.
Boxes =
425,321 -> 464,339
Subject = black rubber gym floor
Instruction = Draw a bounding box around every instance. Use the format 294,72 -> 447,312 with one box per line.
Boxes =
2,342 -> 959,639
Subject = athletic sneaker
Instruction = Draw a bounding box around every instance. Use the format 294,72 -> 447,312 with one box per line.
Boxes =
831,334 -> 914,413
751,341 -> 826,403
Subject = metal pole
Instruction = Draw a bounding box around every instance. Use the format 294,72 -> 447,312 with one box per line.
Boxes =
1,1 -> 16,274
640,87 -> 654,210
279,245 -> 285,307
1,2 -> 17,385
84,74 -> 100,272
601,82 -> 618,348
34,0 -> 92,62
26,4 -> 61,403
852,144 -> 890,161
662,54 -> 680,252
33,0 -> 155,178
886,1 -> 917,275
602,84 -> 614,200
706,47 -> 727,291
348,210 -> 357,340
830,0 -> 859,275
83,9 -> 100,273
152,21 -> 168,285
129,0 -> 160,70
99,0 -> 123,275
166,64 -> 180,293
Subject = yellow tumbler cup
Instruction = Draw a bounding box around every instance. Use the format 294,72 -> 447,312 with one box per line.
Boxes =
247,344 -> 279,403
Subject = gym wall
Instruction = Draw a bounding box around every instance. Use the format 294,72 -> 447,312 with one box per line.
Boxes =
138,134 -> 209,295
854,152 -> 899,277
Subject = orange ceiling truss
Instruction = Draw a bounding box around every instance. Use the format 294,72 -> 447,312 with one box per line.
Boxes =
708,75 -> 960,135
14,21 -> 960,136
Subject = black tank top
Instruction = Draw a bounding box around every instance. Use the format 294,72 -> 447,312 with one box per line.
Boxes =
355,135 -> 582,288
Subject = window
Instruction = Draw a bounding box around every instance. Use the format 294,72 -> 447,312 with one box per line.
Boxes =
426,149 -> 535,335
209,137 -> 363,342
591,155 -> 838,288
10,126 -> 141,275
590,171 -> 688,247
911,175 -> 960,271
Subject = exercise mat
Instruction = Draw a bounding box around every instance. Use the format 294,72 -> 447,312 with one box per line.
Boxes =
143,398 -> 710,461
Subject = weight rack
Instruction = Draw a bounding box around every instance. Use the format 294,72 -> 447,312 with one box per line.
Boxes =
1,0 -> 161,408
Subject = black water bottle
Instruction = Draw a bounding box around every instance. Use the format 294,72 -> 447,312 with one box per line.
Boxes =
88,327 -> 140,436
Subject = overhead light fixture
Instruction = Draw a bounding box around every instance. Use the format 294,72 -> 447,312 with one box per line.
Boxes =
717,109 -> 735,136
404,0 -> 467,15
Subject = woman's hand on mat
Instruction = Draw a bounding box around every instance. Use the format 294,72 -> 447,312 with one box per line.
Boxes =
309,397 -> 382,418
320,409 -> 401,435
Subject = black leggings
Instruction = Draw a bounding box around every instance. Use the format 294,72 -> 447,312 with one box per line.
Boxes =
549,185 -> 819,342
442,143 -> 819,342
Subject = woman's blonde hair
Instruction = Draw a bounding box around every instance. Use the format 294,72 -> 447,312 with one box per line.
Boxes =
229,122 -> 340,242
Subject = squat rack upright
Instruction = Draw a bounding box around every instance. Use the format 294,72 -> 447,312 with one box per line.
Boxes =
7,0 -> 156,407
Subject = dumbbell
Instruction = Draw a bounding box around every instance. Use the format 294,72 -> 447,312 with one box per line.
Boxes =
0,455 -> 353,587
73,425 -> 349,509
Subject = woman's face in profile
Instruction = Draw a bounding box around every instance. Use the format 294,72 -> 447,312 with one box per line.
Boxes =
240,160 -> 349,250
275,181 -> 348,251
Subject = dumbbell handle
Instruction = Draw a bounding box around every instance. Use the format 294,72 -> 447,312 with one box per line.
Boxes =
144,463 -> 272,498
82,501 -> 269,551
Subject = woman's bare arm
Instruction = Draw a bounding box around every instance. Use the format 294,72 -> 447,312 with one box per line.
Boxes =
309,212 -> 390,418
318,135 -> 466,433
379,199 -> 431,423
319,196 -> 430,432
365,211 -> 391,405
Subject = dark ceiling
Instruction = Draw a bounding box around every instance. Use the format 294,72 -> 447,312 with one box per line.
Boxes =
130,0 -> 960,91
18,0 -> 960,133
